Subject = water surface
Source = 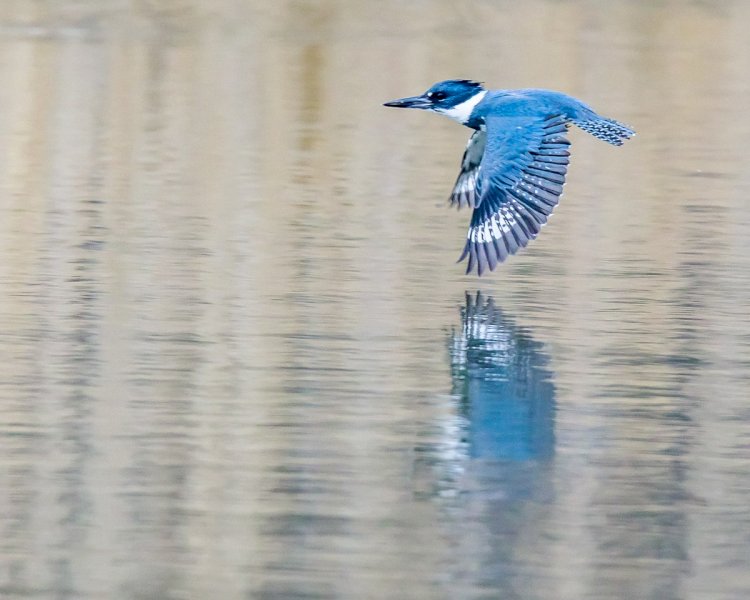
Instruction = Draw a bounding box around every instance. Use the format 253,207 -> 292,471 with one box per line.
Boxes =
1,1 -> 750,599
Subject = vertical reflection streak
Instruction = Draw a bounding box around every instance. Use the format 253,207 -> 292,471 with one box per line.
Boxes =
417,291 -> 557,599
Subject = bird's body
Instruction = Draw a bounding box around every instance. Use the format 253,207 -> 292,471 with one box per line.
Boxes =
384,80 -> 635,276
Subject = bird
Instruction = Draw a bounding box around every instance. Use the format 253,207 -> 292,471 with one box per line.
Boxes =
384,79 -> 635,276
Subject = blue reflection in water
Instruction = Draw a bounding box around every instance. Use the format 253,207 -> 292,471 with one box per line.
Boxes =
415,292 -> 557,503
415,292 -> 560,597
449,291 -> 555,464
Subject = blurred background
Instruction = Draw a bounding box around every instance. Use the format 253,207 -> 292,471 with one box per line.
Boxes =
1,1 -> 749,599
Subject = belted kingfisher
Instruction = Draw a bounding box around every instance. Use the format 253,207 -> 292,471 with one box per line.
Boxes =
384,80 -> 635,276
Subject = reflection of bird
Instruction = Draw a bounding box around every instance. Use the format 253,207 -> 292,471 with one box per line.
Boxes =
384,80 -> 635,275
450,292 -> 555,462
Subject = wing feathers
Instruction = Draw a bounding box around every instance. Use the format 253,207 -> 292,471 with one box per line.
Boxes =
450,130 -> 486,209
448,108 -> 630,276
525,167 -> 565,183
459,115 -> 571,276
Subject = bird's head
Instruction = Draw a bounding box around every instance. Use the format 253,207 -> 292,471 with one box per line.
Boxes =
384,79 -> 486,124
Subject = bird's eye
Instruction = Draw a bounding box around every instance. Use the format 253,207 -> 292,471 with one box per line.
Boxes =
431,91 -> 447,101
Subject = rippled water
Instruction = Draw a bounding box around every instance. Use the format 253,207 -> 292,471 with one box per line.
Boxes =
1,1 -> 750,599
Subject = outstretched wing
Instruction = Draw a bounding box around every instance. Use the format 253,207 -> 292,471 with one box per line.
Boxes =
449,130 -> 486,209
459,115 -> 570,276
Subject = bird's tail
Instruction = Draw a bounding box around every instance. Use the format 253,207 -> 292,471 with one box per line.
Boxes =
574,116 -> 635,146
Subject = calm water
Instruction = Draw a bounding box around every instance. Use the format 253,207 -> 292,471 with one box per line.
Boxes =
1,1 -> 750,599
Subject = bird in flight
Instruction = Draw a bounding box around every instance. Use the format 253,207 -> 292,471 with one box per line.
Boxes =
384,79 -> 635,276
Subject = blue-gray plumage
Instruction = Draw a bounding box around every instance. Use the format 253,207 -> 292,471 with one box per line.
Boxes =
384,79 -> 635,276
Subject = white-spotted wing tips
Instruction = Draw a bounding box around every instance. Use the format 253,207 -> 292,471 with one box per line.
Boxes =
459,115 -> 571,276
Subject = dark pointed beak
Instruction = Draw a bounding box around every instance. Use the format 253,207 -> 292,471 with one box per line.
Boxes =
383,95 -> 432,109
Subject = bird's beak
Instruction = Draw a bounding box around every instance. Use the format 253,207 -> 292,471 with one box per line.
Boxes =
383,95 -> 432,109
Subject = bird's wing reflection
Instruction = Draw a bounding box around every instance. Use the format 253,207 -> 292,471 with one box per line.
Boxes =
449,291 -> 555,462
